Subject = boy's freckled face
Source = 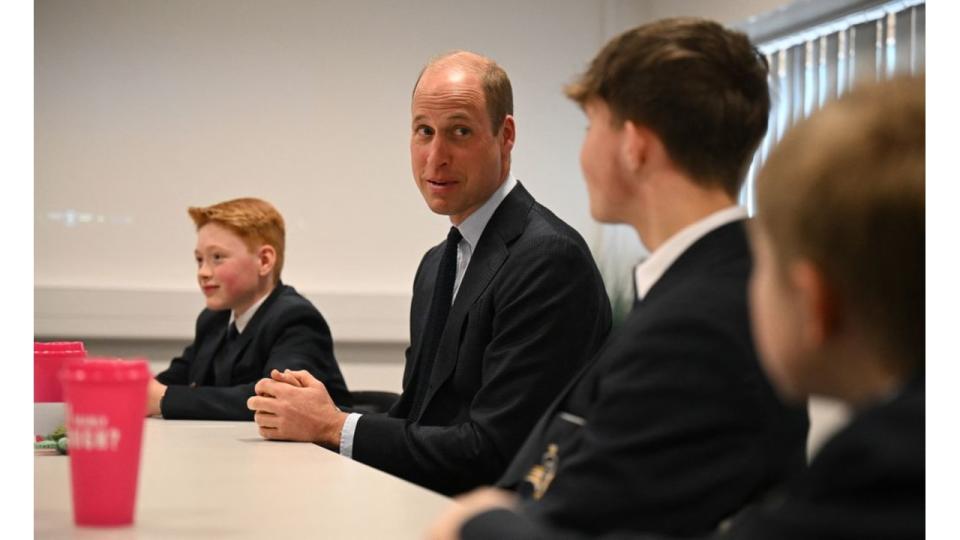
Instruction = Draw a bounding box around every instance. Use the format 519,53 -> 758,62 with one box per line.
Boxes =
194,223 -> 262,314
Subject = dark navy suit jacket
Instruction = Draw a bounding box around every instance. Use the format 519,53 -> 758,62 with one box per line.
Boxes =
352,182 -> 612,496
156,283 -> 351,420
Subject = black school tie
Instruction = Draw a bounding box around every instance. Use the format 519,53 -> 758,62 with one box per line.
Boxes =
409,226 -> 462,417
210,322 -> 240,386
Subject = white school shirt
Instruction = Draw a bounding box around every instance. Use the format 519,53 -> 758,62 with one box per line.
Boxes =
633,205 -> 748,301
229,287 -> 272,334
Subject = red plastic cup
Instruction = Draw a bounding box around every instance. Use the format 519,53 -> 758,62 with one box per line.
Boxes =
61,358 -> 150,527
34,342 -> 87,402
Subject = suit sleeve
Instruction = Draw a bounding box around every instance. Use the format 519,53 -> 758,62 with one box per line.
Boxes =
461,508 -> 556,540
389,249 -> 433,414
161,302 -> 349,420
353,237 -> 611,495
519,305 -> 779,537
461,507 -> 674,540
154,343 -> 195,386
155,311 -> 208,385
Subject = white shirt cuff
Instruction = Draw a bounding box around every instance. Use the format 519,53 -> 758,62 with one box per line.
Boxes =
339,412 -> 362,459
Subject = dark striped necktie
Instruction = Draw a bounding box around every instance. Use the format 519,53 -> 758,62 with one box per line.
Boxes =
409,226 -> 462,417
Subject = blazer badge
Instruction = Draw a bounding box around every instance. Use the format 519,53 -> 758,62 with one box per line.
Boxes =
524,443 -> 559,500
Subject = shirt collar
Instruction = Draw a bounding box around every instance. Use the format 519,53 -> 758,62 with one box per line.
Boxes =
634,206 -> 748,300
455,173 -> 517,248
229,287 -> 273,334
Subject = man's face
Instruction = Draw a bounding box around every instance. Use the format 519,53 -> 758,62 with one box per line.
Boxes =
748,225 -> 813,401
580,99 -> 630,223
195,222 -> 263,315
410,66 -> 513,225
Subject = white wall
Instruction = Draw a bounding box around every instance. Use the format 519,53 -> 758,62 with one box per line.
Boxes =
645,0 -> 792,24
35,0 -> 619,326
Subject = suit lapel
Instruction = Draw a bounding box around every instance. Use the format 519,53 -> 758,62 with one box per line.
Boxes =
642,220 -> 748,304
215,328 -> 251,386
387,246 -> 443,417
214,284 -> 286,386
415,183 -> 534,420
406,248 -> 442,390
191,317 -> 228,385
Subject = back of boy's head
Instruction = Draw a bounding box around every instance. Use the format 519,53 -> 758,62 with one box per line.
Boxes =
565,17 -> 770,197
756,76 -> 924,372
188,197 -> 286,284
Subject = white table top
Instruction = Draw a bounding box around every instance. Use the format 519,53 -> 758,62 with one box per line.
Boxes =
35,418 -> 453,539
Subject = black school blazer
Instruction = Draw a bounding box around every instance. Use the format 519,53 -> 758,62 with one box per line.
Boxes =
466,221 -> 809,538
157,283 -> 351,420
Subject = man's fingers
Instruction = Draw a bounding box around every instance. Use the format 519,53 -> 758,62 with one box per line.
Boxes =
257,377 -> 296,399
288,369 -> 322,389
258,426 -> 280,440
271,369 -> 303,387
254,410 -> 280,428
254,377 -> 277,397
247,395 -> 279,414
270,369 -> 288,382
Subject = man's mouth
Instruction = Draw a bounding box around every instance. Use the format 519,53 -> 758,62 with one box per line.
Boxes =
427,179 -> 458,188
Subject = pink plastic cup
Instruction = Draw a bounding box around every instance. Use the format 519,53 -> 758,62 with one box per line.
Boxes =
35,341 -> 87,353
34,342 -> 87,402
61,358 -> 150,527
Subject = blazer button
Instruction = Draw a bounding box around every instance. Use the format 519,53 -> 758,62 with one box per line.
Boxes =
189,382 -> 198,388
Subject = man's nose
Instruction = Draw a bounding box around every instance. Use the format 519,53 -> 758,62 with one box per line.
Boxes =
424,137 -> 450,174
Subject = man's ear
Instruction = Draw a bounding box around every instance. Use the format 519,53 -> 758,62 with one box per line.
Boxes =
621,120 -> 647,173
499,115 -> 516,155
257,245 -> 277,278
790,260 -> 842,349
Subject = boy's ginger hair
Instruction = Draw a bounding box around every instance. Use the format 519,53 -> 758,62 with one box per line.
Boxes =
188,197 -> 286,284
756,76 -> 924,371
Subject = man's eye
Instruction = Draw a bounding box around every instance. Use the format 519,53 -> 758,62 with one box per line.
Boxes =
453,127 -> 472,137
212,253 -> 224,261
415,125 -> 434,137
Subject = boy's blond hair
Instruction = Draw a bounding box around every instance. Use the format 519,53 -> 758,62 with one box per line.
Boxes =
756,77 -> 924,370
188,198 -> 286,284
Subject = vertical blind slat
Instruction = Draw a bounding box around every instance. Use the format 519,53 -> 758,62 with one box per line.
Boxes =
913,5 -> 925,74
895,9 -> 913,76
822,33 -> 840,106
852,20 -> 878,87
